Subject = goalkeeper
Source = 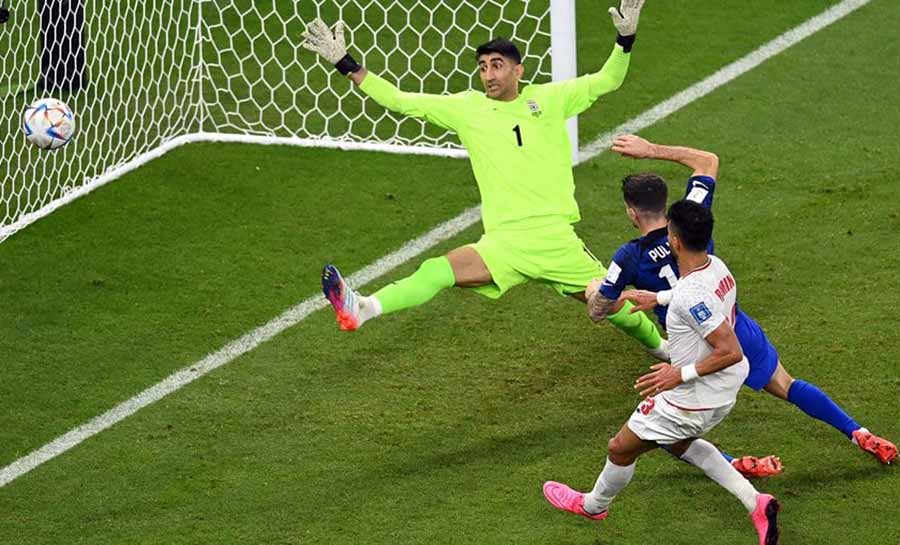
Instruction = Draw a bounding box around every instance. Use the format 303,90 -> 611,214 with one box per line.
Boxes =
302,0 -> 666,358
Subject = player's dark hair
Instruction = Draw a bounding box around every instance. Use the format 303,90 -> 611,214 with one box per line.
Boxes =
475,38 -> 522,65
667,200 -> 714,252
622,173 -> 668,214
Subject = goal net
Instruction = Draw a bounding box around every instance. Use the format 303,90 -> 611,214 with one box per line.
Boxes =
0,0 -> 200,242
1,0 -> 568,243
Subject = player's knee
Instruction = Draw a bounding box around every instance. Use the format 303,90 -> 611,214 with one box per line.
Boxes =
608,435 -> 628,457
764,363 -> 795,400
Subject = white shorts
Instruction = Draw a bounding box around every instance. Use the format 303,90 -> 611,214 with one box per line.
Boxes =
627,396 -> 735,445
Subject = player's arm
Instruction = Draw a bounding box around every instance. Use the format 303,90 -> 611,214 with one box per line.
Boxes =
619,288 -> 673,313
689,320 -> 744,377
552,0 -> 644,118
586,279 -> 624,322
586,248 -> 635,322
635,320 -> 743,396
611,134 -> 719,178
301,18 -> 462,130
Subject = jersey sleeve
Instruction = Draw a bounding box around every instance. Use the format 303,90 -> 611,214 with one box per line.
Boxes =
599,244 -> 636,301
671,282 -> 726,339
358,72 -> 467,131
541,44 -> 630,119
683,175 -> 717,209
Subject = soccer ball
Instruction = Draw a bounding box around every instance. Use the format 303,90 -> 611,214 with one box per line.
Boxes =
22,98 -> 76,150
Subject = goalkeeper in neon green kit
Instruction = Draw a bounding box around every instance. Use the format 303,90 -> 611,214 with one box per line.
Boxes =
302,0 -> 665,357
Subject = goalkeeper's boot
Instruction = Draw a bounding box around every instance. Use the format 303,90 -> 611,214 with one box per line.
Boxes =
322,264 -> 362,331
732,455 -> 784,478
646,338 -> 670,362
852,429 -> 898,464
750,493 -> 780,545
542,481 -> 608,521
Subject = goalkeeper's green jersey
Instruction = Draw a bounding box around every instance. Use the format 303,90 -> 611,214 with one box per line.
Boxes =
358,44 -> 631,233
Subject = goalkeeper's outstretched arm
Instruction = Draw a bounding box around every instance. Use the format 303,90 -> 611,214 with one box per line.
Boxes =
555,0 -> 646,118
301,18 -> 461,131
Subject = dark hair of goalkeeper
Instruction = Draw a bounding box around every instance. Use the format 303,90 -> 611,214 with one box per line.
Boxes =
475,38 -> 522,64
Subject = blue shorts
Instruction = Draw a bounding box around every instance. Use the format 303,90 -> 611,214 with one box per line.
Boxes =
735,310 -> 779,391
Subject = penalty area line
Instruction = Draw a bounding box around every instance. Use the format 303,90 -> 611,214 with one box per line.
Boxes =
0,0 -> 871,489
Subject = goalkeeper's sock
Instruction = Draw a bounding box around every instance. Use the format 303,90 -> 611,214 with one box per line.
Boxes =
371,256 -> 456,315
606,301 -> 663,350
787,380 -> 861,439
355,295 -> 382,327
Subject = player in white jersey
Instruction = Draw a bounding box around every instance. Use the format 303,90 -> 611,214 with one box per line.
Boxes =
650,253 -> 747,415
543,200 -> 780,545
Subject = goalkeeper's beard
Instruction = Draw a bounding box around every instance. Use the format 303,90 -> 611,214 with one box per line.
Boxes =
485,80 -> 518,101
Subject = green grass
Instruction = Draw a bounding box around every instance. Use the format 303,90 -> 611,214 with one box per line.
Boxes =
1,1 -> 899,544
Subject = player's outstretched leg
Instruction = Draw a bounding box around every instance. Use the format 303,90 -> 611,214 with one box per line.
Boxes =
607,300 -> 668,359
370,256 -> 456,317
767,364 -> 897,464
667,446 -> 784,478
322,256 -> 457,332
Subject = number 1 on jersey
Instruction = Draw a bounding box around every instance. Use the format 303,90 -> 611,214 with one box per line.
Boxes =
513,125 -> 523,147
658,264 -> 678,289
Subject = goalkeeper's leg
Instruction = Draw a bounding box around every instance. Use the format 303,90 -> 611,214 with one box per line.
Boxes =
552,235 -> 665,356
322,246 -> 491,331
376,246 -> 493,311
606,300 -> 666,357
373,255 -> 457,313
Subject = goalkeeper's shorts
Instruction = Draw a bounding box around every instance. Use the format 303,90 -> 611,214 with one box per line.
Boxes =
467,222 -> 605,299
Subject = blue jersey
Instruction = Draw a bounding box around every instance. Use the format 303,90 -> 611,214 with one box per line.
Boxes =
599,175 -> 717,328
599,173 -> 780,390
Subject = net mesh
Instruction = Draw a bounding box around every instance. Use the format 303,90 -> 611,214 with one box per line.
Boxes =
201,0 -> 552,148
1,0 -> 199,242
1,0 -> 553,242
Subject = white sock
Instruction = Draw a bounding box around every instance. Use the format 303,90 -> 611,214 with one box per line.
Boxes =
357,295 -> 382,326
680,439 -> 758,512
583,458 -> 636,514
851,427 -> 868,444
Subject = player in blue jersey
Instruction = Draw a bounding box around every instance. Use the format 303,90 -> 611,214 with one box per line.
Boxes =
585,134 -> 897,473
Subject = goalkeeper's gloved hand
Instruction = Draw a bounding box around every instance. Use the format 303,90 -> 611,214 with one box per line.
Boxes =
608,0 -> 644,37
301,18 -> 362,75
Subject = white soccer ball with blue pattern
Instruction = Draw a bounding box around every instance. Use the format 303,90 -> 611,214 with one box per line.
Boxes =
22,98 -> 75,150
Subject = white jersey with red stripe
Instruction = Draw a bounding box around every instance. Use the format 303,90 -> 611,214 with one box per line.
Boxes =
663,254 -> 748,410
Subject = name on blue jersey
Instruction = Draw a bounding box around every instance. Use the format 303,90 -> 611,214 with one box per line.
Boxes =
648,244 -> 671,263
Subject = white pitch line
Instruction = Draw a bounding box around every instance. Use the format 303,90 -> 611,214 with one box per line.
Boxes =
0,207 -> 481,489
0,0 -> 870,489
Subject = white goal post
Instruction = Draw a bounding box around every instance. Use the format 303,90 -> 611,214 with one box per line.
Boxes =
0,0 -> 578,243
